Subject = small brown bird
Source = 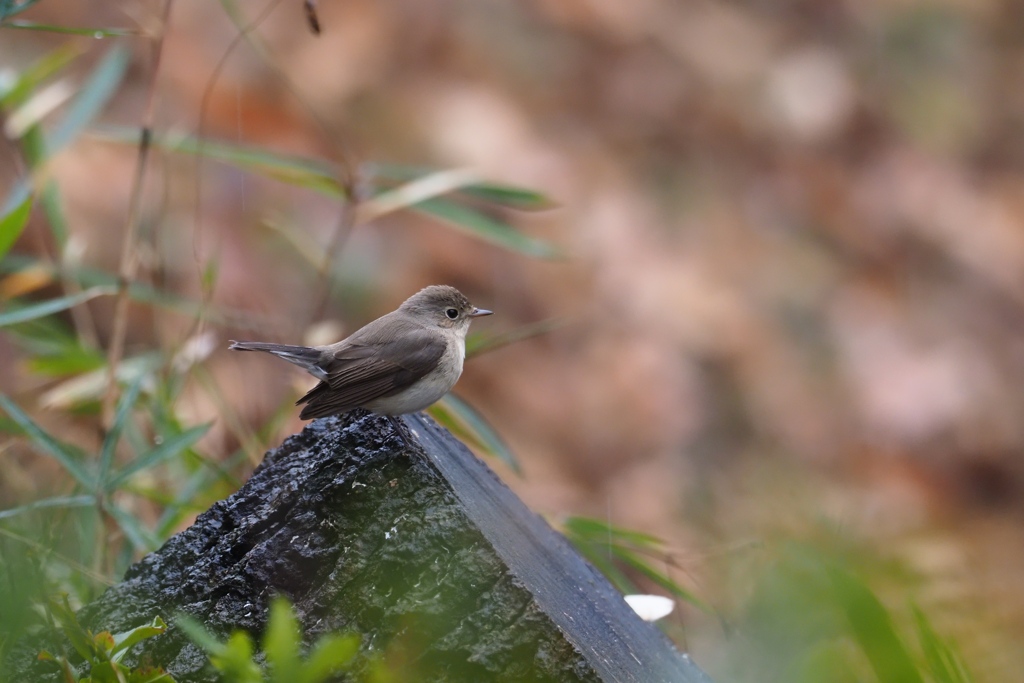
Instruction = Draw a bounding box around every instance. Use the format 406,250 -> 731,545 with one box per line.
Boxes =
229,285 -> 492,420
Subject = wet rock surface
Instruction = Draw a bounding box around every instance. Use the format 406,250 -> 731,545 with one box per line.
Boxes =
9,411 -> 710,682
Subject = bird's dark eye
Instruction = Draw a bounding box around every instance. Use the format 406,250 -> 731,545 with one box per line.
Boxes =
445,308 -> 459,320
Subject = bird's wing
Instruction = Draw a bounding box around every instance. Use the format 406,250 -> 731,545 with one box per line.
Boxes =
296,319 -> 446,417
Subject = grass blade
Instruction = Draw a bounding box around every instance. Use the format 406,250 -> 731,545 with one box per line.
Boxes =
0,194 -> 31,262
609,544 -> 708,611
1,22 -> 137,36
106,423 -> 212,491
0,285 -> 115,327
0,494 -> 95,521
105,502 -> 158,551
97,376 -> 145,489
466,317 -> 568,358
912,604 -> 973,683
0,393 -> 94,488
429,394 -> 520,474
411,197 -> 561,259
827,565 -> 924,683
46,45 -> 129,156
562,516 -> 665,549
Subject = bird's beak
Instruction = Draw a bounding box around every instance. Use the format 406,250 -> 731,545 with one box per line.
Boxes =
470,307 -> 493,317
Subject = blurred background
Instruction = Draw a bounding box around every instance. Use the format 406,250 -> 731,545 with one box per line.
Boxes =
3,0 -> 1024,681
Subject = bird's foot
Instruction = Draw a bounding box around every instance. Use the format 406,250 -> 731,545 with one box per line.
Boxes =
385,415 -> 411,450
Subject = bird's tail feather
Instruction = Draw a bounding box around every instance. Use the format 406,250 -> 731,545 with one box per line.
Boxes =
228,341 -> 326,378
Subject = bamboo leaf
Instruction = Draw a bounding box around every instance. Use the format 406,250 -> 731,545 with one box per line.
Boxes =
358,168 -> 480,222
429,394 -> 520,474
562,516 -> 665,550
609,545 -> 708,611
93,126 -> 342,195
370,163 -> 555,210
92,129 -> 561,257
0,393 -> 94,488
0,0 -> 41,21
459,182 -> 557,211
827,565 -> 924,683
411,197 -> 561,259
0,285 -> 115,327
0,43 -> 81,109
98,376 -> 145,489
912,604 -> 973,683
46,45 -> 130,156
107,423 -> 212,491
105,502 -> 159,551
0,494 -> 95,521
0,194 -> 31,262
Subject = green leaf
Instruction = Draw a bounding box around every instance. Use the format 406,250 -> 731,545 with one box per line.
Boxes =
826,565 -> 924,683
26,346 -> 105,376
174,616 -> 221,655
0,285 -> 115,327
110,616 -> 168,660
264,598 -> 300,683
0,0 -> 41,21
92,126 -> 343,196
38,353 -> 159,411
0,43 -> 81,109
459,182 -> 556,211
92,129 -> 561,257
98,377 -> 145,489
411,197 -> 561,259
126,665 -> 176,683
105,502 -> 159,551
0,393 -> 94,488
562,516 -> 664,550
48,595 -> 97,663
107,423 -> 212,491
569,537 -> 636,595
47,45 -> 130,156
0,194 -> 31,262
0,494 -> 95,521
214,632 -> 261,683
370,163 -> 555,210
609,545 -> 708,611
299,633 -> 359,683
429,394 -> 520,474
912,604 -> 973,683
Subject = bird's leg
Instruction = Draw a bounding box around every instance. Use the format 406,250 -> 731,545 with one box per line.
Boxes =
385,415 -> 411,450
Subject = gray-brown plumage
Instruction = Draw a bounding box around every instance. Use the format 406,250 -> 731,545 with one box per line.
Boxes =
229,285 -> 491,419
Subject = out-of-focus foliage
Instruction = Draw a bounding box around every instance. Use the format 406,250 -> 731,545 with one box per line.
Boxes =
708,541 -> 973,683
38,597 -> 175,683
2,1 -> 1023,681
178,598 -> 359,683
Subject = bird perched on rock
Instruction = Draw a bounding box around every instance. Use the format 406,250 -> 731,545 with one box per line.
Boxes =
229,285 -> 492,421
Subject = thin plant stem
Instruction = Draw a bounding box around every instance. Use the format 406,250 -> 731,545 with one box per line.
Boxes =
101,0 -> 175,428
